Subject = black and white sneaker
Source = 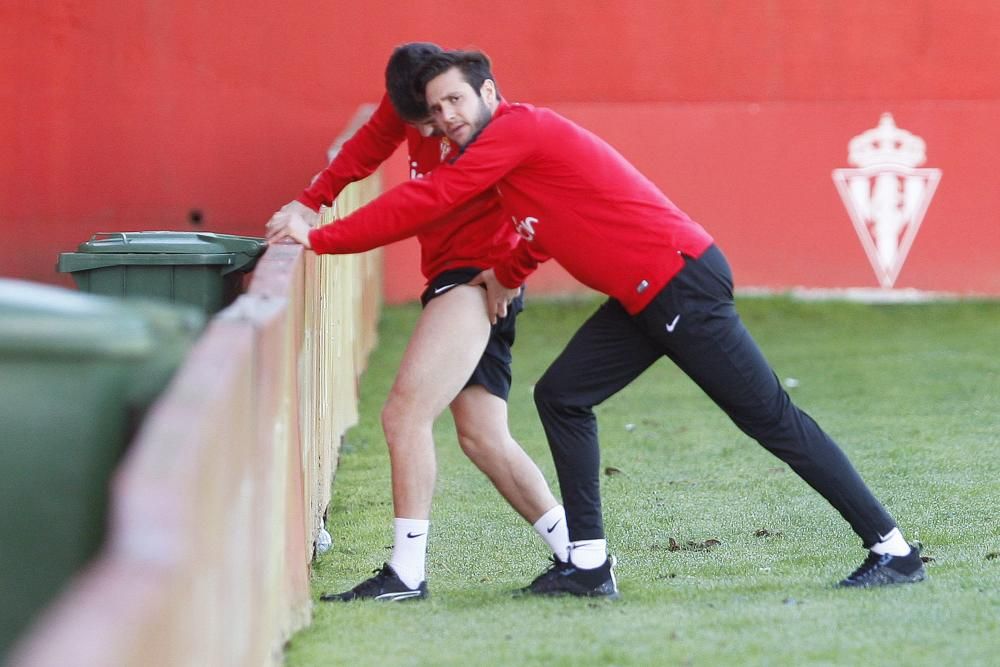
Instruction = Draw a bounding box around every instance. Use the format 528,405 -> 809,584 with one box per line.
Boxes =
320,563 -> 428,602
519,555 -> 620,599
839,545 -> 927,588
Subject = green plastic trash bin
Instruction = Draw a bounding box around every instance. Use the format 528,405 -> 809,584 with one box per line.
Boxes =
0,279 -> 204,658
57,231 -> 267,315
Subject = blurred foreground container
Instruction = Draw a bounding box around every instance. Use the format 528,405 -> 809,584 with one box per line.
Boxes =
0,279 -> 204,658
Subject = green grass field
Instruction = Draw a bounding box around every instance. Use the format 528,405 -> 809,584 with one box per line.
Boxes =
284,295 -> 999,667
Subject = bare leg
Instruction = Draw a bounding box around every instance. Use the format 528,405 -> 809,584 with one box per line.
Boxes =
326,283 -> 567,598
381,285 -> 491,519
450,385 -> 559,524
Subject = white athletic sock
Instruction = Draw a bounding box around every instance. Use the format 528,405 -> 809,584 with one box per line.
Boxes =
568,538 -> 608,569
389,518 -> 429,589
870,527 -> 911,557
533,505 -> 570,563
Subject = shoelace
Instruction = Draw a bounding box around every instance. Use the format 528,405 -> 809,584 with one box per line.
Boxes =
530,556 -> 570,584
353,565 -> 394,594
544,555 -> 565,571
846,552 -> 891,581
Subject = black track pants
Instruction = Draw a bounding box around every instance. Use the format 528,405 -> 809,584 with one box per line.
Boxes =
533,244 -> 897,547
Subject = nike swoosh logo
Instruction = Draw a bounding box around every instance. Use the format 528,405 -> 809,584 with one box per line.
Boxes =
406,531 -> 426,539
433,283 -> 458,294
665,314 -> 681,333
546,518 -> 562,534
375,590 -> 424,601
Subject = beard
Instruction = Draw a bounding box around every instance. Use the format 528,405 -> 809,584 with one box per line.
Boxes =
459,98 -> 495,147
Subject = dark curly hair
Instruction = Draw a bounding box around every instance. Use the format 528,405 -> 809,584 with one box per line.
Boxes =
385,42 -> 443,121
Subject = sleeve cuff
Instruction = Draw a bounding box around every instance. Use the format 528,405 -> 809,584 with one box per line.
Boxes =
493,264 -> 522,288
307,228 -> 326,253
297,193 -> 323,212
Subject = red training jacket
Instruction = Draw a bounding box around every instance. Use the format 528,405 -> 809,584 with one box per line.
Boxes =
309,101 -> 714,314
296,93 -> 517,282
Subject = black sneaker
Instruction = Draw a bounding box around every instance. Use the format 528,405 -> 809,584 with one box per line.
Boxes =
320,563 -> 428,602
520,555 -> 620,599
516,556 -> 571,595
838,545 -> 926,588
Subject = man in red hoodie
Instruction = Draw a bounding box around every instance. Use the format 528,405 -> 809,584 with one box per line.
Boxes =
267,44 -> 569,602
269,50 -> 925,597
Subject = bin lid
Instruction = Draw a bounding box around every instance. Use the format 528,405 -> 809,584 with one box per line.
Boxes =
59,231 -> 268,275
0,279 -> 161,358
76,231 -> 266,256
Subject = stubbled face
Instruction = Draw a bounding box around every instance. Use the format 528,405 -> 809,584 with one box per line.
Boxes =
425,67 -> 497,147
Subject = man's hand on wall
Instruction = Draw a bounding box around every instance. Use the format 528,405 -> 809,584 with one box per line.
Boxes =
265,208 -> 314,248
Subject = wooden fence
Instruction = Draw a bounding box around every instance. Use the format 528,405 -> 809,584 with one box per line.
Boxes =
9,176 -> 382,666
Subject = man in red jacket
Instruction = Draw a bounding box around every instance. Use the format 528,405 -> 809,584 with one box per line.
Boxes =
269,50 -> 925,596
267,44 -> 569,601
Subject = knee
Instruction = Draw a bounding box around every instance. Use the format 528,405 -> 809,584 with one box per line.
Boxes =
455,417 -> 507,462
736,388 -> 796,441
380,401 -> 402,445
381,392 -> 420,445
456,429 -> 489,463
532,374 -> 558,409
533,372 -> 573,414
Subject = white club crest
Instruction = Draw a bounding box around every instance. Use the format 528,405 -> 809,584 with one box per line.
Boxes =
832,113 -> 941,288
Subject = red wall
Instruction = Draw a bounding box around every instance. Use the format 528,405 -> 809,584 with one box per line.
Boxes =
3,1 -> 999,297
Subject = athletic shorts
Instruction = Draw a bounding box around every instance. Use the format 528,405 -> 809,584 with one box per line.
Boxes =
420,267 -> 524,401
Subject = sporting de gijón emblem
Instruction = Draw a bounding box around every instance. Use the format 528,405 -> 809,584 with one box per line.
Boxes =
832,113 -> 941,288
